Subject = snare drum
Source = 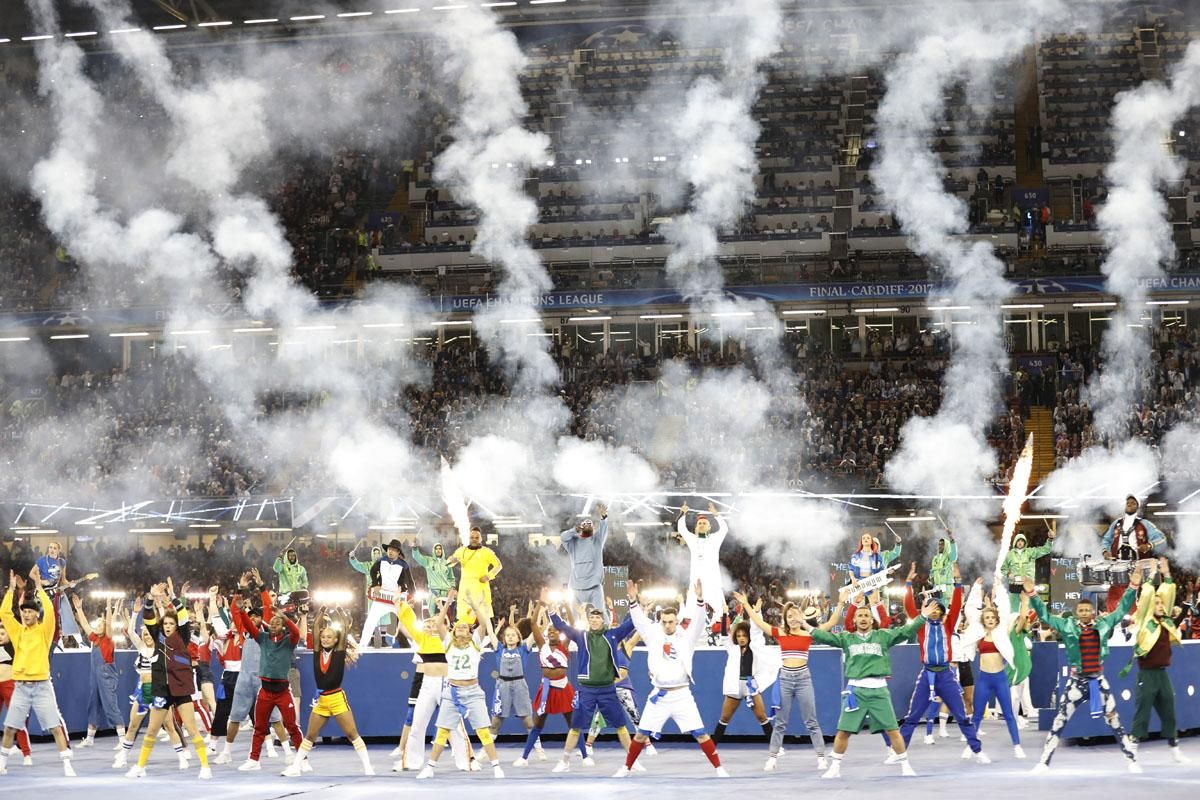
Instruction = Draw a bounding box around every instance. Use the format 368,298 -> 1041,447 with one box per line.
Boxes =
1079,558 -> 1110,586
1106,561 -> 1131,586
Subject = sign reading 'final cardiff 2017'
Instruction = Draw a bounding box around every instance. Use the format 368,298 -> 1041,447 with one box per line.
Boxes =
4,274 -> 1200,332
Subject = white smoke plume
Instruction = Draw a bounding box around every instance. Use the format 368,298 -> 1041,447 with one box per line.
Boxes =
876,12 -> 1069,558
430,5 -> 557,391
1086,40 -> 1200,440
1162,424 -> 1200,568
19,0 -> 434,520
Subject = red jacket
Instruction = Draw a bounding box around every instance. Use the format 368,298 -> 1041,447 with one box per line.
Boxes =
905,583 -> 962,664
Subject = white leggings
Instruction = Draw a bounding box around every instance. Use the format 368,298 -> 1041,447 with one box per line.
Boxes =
359,601 -> 397,645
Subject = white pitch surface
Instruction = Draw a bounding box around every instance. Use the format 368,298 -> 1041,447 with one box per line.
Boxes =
6,720 -> 1196,798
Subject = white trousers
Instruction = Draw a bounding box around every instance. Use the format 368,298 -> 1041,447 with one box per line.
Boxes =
359,601 -> 397,645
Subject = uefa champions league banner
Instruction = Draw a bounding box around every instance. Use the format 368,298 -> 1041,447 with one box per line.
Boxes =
4,274 -> 1200,330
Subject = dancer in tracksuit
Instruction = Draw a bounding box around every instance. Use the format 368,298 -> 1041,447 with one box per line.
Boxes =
231,595 -> 304,771
713,613 -> 780,743
411,544 -> 456,615
549,603 -> 636,772
1027,573 -> 1143,774
586,630 -> 646,757
614,580 -> 728,778
677,502 -> 728,613
734,591 -> 827,772
1127,557 -> 1189,764
805,598 -> 937,779
70,594 -> 125,747
561,504 -> 610,613
896,564 -> 986,762
215,578 -> 289,764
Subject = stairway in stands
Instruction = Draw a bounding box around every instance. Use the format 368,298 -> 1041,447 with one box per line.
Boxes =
1028,406 -> 1056,485
1013,43 -> 1044,190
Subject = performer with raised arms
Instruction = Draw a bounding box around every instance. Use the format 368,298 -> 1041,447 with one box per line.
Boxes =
614,579 -> 727,778
561,503 -> 610,614
1026,571 -> 1143,774
1127,557 -> 1189,764
896,563 -> 986,762
803,594 -> 937,779
961,576 -> 1030,759
848,532 -> 902,581
677,502 -> 728,613
283,608 -> 374,777
0,568 -> 74,777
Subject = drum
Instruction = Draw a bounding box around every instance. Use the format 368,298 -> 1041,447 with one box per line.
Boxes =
1106,561 -> 1131,586
1079,558 -> 1110,586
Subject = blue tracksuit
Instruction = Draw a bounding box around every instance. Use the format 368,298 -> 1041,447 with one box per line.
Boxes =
550,612 -> 635,730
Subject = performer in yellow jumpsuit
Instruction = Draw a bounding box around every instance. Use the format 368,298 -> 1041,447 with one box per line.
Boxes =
446,526 -> 502,624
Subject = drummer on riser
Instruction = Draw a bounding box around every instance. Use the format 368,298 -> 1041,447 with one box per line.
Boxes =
1099,495 -> 1168,612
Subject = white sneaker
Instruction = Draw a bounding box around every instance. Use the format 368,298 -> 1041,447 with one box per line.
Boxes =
613,766 -> 633,778
125,765 -> 146,778
282,761 -> 303,777
900,760 -> 917,776
585,744 -> 594,757
821,761 -> 841,779
469,759 -> 482,772
1031,763 -> 1050,775
416,765 -> 434,780
512,757 -> 528,767
939,725 -> 949,738
113,752 -> 128,769
1017,718 -> 1029,730
631,760 -> 647,772
157,730 -> 170,742
582,756 -> 595,767
552,759 -> 570,773
392,760 -> 406,772
178,756 -> 189,770
1014,745 -> 1027,759
817,756 -> 828,770
961,746 -> 973,760
1171,747 -> 1191,764
763,756 -> 777,771
924,734 -> 936,745
975,752 -> 992,764
1128,762 -> 1143,774
493,765 -> 505,779
114,740 -> 126,752
389,745 -> 402,757
265,743 -> 278,759
535,747 -> 548,761
199,766 -> 212,780
715,766 -> 730,778
22,756 -> 31,767
80,738 -> 95,749
237,759 -> 261,771
884,749 -> 902,765
62,760 -> 76,777
646,744 -> 658,756
214,750 -> 232,765
363,764 -> 376,776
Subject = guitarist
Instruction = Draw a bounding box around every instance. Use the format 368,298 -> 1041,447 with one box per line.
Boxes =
31,542 -> 95,650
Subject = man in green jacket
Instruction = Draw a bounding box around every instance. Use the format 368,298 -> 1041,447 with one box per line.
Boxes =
1128,557 -> 1189,764
273,547 -> 308,596
807,597 -> 938,779
1026,572 -> 1142,774
929,534 -> 957,594
1002,531 -> 1055,605
410,543 -> 456,615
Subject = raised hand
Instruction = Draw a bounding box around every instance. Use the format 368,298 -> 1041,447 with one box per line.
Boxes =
694,579 -> 704,602
679,502 -> 689,515
626,580 -> 639,602
907,561 -> 917,582
919,598 -> 941,618
595,502 -> 608,518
